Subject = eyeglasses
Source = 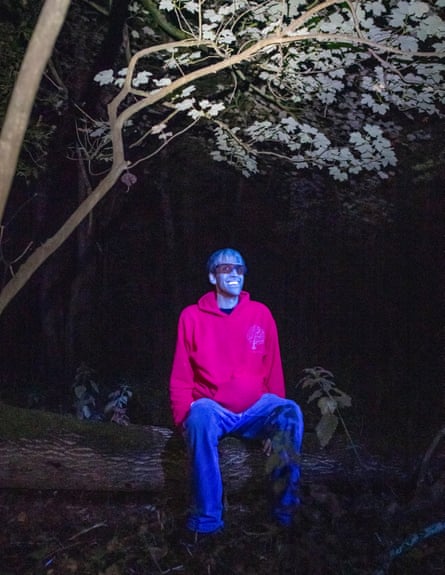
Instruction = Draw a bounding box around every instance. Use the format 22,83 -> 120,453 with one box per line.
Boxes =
214,263 -> 247,275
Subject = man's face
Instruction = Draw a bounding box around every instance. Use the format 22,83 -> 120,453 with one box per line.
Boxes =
209,253 -> 246,299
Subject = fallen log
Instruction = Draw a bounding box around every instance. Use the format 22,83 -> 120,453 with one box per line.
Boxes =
0,402 -> 407,493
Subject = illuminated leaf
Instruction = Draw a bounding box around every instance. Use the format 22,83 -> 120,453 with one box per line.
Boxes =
307,389 -> 323,404
318,397 -> 338,415
316,413 -> 339,448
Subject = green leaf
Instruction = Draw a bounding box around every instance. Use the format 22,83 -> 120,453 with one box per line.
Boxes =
332,389 -> 352,408
307,389 -> 323,404
320,379 -> 334,392
317,396 -> 337,415
74,384 -> 86,399
300,377 -> 315,388
316,413 -> 339,448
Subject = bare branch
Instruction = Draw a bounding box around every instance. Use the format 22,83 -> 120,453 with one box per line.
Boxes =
0,0 -> 443,316
0,0 -> 72,223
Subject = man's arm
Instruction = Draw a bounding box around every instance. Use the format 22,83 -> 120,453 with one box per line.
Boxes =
169,312 -> 195,428
263,310 -> 286,455
264,311 -> 286,398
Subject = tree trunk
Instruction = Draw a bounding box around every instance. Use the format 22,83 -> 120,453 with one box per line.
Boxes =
0,0 -> 72,216
0,402 -> 408,494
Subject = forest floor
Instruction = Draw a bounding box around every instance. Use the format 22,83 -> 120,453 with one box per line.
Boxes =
1,429 -> 445,575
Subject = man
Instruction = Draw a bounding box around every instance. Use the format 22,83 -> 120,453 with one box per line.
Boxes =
169,248 -> 304,536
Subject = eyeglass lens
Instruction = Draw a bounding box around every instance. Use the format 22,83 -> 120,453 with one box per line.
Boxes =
215,264 -> 246,274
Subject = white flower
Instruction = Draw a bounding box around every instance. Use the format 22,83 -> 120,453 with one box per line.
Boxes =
159,0 -> 175,11
174,98 -> 196,111
94,70 -> 114,86
151,123 -> 167,135
153,78 -> 172,87
132,71 -> 152,87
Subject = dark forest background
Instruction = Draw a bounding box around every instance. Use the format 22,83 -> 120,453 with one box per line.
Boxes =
0,0 -> 444,440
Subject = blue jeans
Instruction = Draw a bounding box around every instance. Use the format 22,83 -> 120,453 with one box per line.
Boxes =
183,393 -> 304,533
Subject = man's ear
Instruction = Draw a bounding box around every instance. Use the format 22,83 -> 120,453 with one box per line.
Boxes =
209,273 -> 217,285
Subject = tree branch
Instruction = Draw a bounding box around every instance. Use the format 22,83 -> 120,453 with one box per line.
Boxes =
140,0 -> 190,40
0,2 -> 443,316
0,0 -> 72,223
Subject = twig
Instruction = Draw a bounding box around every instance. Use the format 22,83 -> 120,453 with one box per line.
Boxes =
43,522 -> 108,568
417,426 -> 445,487
326,388 -> 365,468
374,521 -> 445,575
68,521 -> 107,540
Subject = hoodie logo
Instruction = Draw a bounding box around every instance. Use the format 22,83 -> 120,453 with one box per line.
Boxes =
247,325 -> 265,352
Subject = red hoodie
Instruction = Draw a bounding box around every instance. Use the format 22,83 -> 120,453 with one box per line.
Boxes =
169,290 -> 285,427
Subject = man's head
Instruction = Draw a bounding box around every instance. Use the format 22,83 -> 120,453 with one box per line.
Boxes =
207,248 -> 247,303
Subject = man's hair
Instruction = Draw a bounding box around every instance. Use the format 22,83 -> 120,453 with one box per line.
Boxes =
206,248 -> 246,273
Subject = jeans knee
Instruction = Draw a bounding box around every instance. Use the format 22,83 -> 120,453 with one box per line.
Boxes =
290,401 -> 303,424
185,399 -> 218,435
271,401 -> 304,448
279,400 -> 303,423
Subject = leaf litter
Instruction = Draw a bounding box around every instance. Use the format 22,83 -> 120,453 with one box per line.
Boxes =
1,453 -> 445,575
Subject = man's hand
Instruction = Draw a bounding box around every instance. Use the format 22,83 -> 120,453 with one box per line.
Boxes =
262,438 -> 272,456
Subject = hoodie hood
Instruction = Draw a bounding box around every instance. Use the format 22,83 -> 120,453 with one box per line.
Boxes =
197,290 -> 250,315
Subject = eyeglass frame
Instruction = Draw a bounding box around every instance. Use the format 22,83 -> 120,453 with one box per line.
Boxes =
213,263 -> 247,275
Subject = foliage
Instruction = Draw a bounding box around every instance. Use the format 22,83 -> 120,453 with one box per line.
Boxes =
1,0 -> 444,316
298,366 -> 352,447
72,364 -> 133,424
3,460 -> 445,574
72,362 -> 101,420
104,382 -> 133,425
87,0 -> 445,181
0,0 -> 112,186
0,1 -> 58,183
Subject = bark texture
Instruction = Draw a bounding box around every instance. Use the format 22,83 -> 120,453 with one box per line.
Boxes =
0,402 -> 405,493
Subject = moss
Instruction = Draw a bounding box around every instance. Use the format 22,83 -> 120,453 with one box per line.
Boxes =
0,402 -> 156,453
